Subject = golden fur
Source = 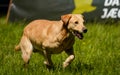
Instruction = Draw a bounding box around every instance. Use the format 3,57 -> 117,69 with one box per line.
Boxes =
15,14 -> 87,68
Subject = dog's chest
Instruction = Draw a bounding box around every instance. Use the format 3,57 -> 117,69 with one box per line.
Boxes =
48,35 -> 75,54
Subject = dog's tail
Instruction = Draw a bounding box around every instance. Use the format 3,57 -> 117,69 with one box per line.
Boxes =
15,44 -> 21,51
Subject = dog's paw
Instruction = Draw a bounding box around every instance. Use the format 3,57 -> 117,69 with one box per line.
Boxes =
44,61 -> 53,69
63,62 -> 69,68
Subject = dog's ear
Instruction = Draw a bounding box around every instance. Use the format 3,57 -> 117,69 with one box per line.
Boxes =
61,14 -> 72,25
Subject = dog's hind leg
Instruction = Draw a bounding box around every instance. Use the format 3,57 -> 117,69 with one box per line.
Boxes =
63,47 -> 75,68
20,36 -> 33,68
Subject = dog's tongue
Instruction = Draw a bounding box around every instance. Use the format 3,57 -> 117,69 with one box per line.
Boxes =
76,33 -> 83,39
74,31 -> 83,39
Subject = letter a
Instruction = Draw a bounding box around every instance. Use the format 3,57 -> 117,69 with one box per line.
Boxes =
112,0 -> 120,6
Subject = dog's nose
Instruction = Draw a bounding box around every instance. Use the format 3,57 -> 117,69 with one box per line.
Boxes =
83,28 -> 87,33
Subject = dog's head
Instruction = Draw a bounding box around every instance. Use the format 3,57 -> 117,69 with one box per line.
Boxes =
61,14 -> 87,39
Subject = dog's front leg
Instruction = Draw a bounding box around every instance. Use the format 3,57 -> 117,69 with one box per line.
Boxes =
63,48 -> 75,68
43,50 -> 53,69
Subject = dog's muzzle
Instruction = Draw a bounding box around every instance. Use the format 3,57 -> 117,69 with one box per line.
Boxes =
73,30 -> 83,39
73,28 -> 87,39
83,28 -> 87,33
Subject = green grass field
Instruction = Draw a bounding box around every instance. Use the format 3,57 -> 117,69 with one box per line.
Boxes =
0,17 -> 120,75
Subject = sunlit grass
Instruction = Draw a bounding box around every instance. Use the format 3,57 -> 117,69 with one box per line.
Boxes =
0,17 -> 120,75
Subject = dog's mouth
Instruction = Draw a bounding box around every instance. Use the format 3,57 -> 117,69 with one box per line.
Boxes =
73,30 -> 83,39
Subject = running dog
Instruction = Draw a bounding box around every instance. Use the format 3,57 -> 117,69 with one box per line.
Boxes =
15,14 -> 87,68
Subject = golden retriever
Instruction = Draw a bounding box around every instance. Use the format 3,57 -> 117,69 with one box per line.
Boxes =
15,14 -> 87,68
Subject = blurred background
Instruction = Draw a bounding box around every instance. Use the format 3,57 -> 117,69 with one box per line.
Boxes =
0,0 -> 9,17
1,0 -> 120,22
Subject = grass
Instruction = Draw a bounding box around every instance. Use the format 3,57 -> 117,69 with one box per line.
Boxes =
0,17 -> 120,75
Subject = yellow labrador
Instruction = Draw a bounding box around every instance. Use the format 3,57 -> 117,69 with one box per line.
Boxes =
15,14 -> 87,68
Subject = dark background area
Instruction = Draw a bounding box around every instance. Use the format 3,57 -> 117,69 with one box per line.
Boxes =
83,0 -> 104,21
0,0 -> 9,16
9,0 -> 75,22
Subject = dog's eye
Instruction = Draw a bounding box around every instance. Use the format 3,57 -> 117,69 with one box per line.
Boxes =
75,21 -> 78,24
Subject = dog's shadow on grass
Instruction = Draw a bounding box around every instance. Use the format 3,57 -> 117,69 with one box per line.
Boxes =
49,62 -> 94,73
20,62 -> 94,73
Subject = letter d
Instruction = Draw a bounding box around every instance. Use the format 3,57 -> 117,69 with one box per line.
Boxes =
104,0 -> 112,6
